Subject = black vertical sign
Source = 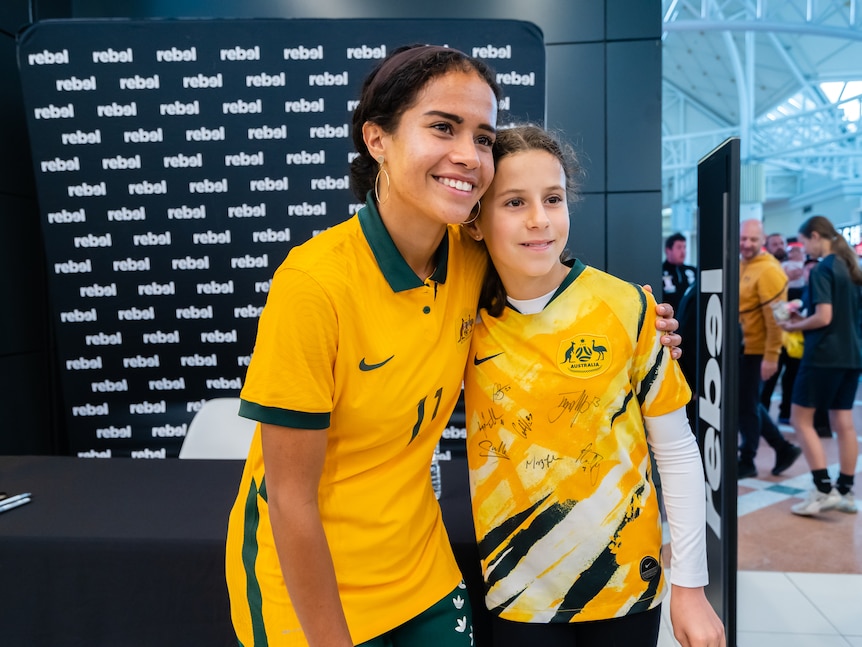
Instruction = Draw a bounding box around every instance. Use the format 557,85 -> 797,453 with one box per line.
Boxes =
695,137 -> 739,643
17,18 -> 546,458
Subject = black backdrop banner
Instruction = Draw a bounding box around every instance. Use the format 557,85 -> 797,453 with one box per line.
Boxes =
17,18 -> 545,458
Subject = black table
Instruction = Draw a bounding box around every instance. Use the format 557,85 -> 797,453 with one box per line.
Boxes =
0,456 -> 244,646
0,455 -> 487,646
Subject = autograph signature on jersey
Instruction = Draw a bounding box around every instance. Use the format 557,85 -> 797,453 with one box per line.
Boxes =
477,407 -> 504,433
575,443 -> 604,485
524,453 -> 561,470
478,438 -> 509,460
492,382 -> 511,402
548,389 -> 601,426
513,412 -> 533,438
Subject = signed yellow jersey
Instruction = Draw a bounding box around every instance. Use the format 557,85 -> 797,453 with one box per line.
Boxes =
226,197 -> 486,645
464,260 -> 691,623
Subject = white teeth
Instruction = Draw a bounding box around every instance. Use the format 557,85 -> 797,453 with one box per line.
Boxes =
439,177 -> 473,192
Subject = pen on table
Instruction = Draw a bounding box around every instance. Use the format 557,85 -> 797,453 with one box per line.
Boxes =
0,497 -> 31,513
0,493 -> 32,509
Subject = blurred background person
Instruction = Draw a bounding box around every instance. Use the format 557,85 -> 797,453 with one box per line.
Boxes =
761,241 -> 806,425
777,215 -> 862,516
738,219 -> 802,479
782,241 -> 806,289
662,232 -> 696,312
765,232 -> 788,261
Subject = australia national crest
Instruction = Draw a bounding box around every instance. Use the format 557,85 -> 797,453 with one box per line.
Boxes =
457,311 -> 475,344
558,334 -> 611,377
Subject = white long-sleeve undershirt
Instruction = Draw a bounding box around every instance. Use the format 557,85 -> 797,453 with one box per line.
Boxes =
644,407 -> 709,588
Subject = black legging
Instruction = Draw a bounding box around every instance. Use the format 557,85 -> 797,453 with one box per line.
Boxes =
739,353 -> 790,464
490,606 -> 662,647
760,347 -> 798,419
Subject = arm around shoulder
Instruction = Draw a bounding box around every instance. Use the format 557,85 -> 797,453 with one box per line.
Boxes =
642,284 -> 683,358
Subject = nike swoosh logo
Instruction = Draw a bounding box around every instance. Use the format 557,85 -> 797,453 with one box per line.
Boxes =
473,352 -> 503,366
359,355 -> 394,371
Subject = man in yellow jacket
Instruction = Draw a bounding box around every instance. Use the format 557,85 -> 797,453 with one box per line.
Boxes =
738,219 -> 802,478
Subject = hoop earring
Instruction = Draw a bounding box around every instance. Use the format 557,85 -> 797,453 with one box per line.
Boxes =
374,157 -> 390,205
462,200 -> 481,225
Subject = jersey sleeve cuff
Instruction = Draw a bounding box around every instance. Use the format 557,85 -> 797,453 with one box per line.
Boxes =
239,399 -> 330,429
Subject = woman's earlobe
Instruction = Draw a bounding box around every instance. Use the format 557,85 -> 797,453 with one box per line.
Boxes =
461,222 -> 483,241
362,121 -> 385,159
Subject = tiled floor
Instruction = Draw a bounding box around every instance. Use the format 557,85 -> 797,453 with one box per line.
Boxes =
657,390 -> 862,646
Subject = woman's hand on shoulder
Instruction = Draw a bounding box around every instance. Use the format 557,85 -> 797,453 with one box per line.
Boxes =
644,284 -> 682,360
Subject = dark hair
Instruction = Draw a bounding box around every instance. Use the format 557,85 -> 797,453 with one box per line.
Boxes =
798,215 -> 862,285
491,124 -> 583,199
349,44 -> 502,201
665,232 -> 686,250
479,124 -> 585,316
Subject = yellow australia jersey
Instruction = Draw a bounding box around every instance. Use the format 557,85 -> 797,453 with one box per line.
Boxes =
464,261 -> 692,624
225,197 -> 486,645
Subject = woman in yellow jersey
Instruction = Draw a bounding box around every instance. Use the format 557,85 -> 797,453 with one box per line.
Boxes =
463,125 -> 725,647
225,47 -> 682,647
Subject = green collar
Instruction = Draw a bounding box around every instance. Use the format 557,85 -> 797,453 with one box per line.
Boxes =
504,258 -> 586,313
358,192 -> 449,293
550,258 -> 587,302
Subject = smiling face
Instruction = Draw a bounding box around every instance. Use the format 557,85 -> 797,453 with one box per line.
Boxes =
740,219 -> 765,261
365,70 -> 497,231
474,149 -> 571,300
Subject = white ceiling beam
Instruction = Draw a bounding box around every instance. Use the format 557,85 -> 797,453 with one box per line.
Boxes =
664,19 -> 862,40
